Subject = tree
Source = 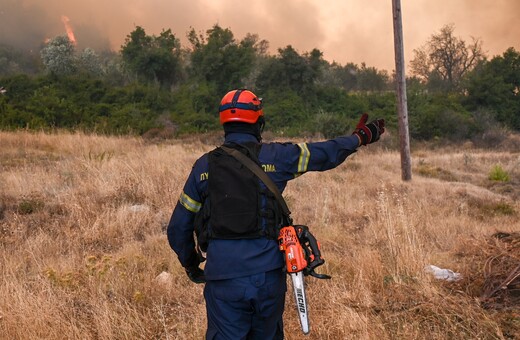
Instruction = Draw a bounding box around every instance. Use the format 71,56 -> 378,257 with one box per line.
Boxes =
0,44 -> 42,76
408,94 -> 474,141
40,36 -> 77,76
465,47 -> 520,130
320,62 -> 357,91
410,24 -> 485,92
357,63 -> 390,92
256,45 -> 324,96
319,62 -> 390,93
78,48 -> 103,76
187,24 -> 259,95
121,26 -> 182,87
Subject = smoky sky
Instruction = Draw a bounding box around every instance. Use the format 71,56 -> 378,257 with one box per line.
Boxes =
1,0 -> 519,71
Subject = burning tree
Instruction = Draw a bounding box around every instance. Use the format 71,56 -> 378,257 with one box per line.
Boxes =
61,16 -> 77,46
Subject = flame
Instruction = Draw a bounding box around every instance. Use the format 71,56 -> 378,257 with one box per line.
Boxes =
61,15 -> 77,45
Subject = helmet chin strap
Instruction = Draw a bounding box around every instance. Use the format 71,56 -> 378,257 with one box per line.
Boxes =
257,116 -> 265,134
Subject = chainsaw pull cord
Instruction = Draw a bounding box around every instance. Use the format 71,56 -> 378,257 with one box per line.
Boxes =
220,146 -> 330,279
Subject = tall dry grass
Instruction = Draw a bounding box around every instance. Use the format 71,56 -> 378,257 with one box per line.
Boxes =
0,130 -> 518,339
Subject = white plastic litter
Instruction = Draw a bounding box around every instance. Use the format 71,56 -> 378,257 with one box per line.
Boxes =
425,265 -> 462,282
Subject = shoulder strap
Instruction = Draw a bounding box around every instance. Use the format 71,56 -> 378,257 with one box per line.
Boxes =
220,145 -> 292,224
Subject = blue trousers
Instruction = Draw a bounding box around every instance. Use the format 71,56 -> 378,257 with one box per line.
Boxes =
204,269 -> 287,340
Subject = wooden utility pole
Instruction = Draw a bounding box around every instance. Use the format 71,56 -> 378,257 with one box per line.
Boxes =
392,0 -> 412,181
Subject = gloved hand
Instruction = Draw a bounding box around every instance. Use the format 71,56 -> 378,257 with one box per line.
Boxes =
352,113 -> 385,146
185,266 -> 205,284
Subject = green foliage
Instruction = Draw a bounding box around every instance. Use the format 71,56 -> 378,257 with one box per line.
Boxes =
310,111 -> 351,138
0,74 -> 38,102
464,48 -> 520,131
363,92 -> 398,125
0,23 -> 518,139
180,111 -> 219,133
0,44 -> 41,76
469,199 -> 516,217
40,36 -> 77,76
313,86 -> 367,115
408,92 -> 475,141
488,165 -> 510,182
169,82 -> 220,133
414,161 -> 457,181
262,88 -> 308,133
121,26 -> 182,87
320,61 -> 392,94
18,197 -> 44,215
256,45 -> 324,98
0,74 -> 174,134
188,25 -> 257,95
357,63 -> 391,92
77,48 -> 103,76
490,202 -> 515,215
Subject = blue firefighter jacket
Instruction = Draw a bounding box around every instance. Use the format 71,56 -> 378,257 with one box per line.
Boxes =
167,132 -> 360,280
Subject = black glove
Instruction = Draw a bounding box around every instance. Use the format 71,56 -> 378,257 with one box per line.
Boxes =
185,266 -> 205,284
352,113 -> 385,146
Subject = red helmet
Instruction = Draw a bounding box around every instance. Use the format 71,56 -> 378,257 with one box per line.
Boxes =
219,89 -> 263,124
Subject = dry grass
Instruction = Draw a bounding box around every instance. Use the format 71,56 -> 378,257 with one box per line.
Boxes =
0,130 -> 519,339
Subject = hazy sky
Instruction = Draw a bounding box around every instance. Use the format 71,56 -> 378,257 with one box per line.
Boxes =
1,0 -> 519,71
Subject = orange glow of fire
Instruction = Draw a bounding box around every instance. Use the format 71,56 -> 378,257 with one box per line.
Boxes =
61,15 -> 77,45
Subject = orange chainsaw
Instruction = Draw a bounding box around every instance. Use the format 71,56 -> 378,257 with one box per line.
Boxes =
220,146 -> 331,335
278,224 -> 331,334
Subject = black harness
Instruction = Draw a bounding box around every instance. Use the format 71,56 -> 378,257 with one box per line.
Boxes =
195,142 -> 282,251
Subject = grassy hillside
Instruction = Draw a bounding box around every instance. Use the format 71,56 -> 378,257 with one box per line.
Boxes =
0,130 -> 518,339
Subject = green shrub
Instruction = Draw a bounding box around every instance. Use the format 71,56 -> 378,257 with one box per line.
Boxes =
415,162 -> 457,182
18,198 -> 44,215
311,111 -> 350,138
488,165 -> 510,182
491,202 -> 515,215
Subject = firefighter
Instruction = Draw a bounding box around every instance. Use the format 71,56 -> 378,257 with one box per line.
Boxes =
167,89 -> 385,339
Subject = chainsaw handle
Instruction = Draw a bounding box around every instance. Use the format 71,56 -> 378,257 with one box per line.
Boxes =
295,225 -> 332,280
309,271 -> 332,279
